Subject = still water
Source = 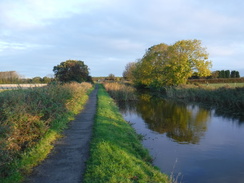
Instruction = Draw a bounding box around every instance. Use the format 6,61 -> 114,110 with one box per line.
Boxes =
118,94 -> 244,183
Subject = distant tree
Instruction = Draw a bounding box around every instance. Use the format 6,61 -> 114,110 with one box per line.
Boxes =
123,62 -> 137,80
225,70 -> 230,78
42,76 -> 52,83
0,71 -> 20,84
218,70 -> 225,78
32,77 -> 42,83
53,60 -> 91,83
236,71 -> 240,78
211,71 -> 219,78
107,73 -> 116,81
230,70 -> 240,78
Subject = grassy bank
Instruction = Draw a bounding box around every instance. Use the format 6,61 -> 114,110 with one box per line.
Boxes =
0,82 -> 93,183
83,84 -> 169,183
165,85 -> 244,114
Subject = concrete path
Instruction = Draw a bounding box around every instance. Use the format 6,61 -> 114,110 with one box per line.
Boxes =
24,85 -> 98,183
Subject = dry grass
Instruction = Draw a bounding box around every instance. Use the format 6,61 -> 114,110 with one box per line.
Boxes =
103,82 -> 137,101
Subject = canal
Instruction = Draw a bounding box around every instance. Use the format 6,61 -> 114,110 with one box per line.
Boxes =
118,93 -> 244,183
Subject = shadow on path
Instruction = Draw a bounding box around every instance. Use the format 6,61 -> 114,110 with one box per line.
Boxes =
24,85 -> 98,183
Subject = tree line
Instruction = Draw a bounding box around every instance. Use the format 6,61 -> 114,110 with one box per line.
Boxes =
213,70 -> 240,78
0,71 -> 54,84
0,60 -> 92,84
0,71 -> 20,84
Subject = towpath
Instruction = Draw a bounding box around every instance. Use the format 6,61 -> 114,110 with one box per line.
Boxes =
24,85 -> 98,183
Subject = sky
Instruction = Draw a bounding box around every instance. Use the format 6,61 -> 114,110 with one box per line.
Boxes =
0,0 -> 244,78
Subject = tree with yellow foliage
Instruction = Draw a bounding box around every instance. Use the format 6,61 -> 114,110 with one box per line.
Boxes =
132,39 -> 212,87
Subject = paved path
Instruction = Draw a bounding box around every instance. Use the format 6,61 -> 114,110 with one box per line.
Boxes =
24,85 -> 98,183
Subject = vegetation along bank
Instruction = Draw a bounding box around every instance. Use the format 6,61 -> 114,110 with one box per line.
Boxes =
163,84 -> 244,116
0,82 -> 93,183
83,84 -> 169,183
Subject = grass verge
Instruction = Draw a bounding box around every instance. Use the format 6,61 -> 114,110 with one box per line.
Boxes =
0,82 -> 93,183
83,84 -> 169,183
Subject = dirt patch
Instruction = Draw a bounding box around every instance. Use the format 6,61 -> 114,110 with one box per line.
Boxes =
24,86 -> 98,183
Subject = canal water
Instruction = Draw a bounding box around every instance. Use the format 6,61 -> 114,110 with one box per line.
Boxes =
118,94 -> 244,183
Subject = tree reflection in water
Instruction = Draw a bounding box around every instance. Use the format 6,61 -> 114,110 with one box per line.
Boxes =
118,94 -> 210,144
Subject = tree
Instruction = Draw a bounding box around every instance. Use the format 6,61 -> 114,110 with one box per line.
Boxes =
132,39 -> 212,87
231,70 -> 240,78
53,60 -> 90,83
225,70 -> 230,78
211,71 -> 219,79
218,70 -> 225,78
133,43 -> 169,87
123,62 -> 137,80
42,76 -> 52,83
107,73 -> 116,81
32,77 -> 42,83
236,71 -> 240,78
0,71 -> 20,84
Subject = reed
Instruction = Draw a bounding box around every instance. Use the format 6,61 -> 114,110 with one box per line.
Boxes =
103,82 -> 137,101
165,85 -> 244,112
0,82 -> 92,182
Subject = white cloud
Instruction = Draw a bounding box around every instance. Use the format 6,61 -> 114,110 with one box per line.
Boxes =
0,0 -> 117,30
0,41 -> 42,53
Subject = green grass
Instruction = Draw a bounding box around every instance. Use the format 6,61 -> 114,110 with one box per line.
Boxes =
0,82 -> 93,183
83,84 -> 169,183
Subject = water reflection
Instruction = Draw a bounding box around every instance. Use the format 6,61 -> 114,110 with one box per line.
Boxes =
118,93 -> 244,183
119,94 -> 210,144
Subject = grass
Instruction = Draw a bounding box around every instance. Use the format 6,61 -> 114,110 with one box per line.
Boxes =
83,84 -> 169,183
193,82 -> 244,89
103,82 -> 137,101
0,82 -> 93,183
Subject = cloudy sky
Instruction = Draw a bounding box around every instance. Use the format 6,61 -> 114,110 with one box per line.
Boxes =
0,0 -> 244,78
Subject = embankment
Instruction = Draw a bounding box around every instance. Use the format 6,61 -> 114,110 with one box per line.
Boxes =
83,84 -> 169,183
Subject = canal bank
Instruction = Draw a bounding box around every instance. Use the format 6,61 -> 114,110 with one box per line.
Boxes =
83,84 -> 169,183
118,92 -> 244,183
